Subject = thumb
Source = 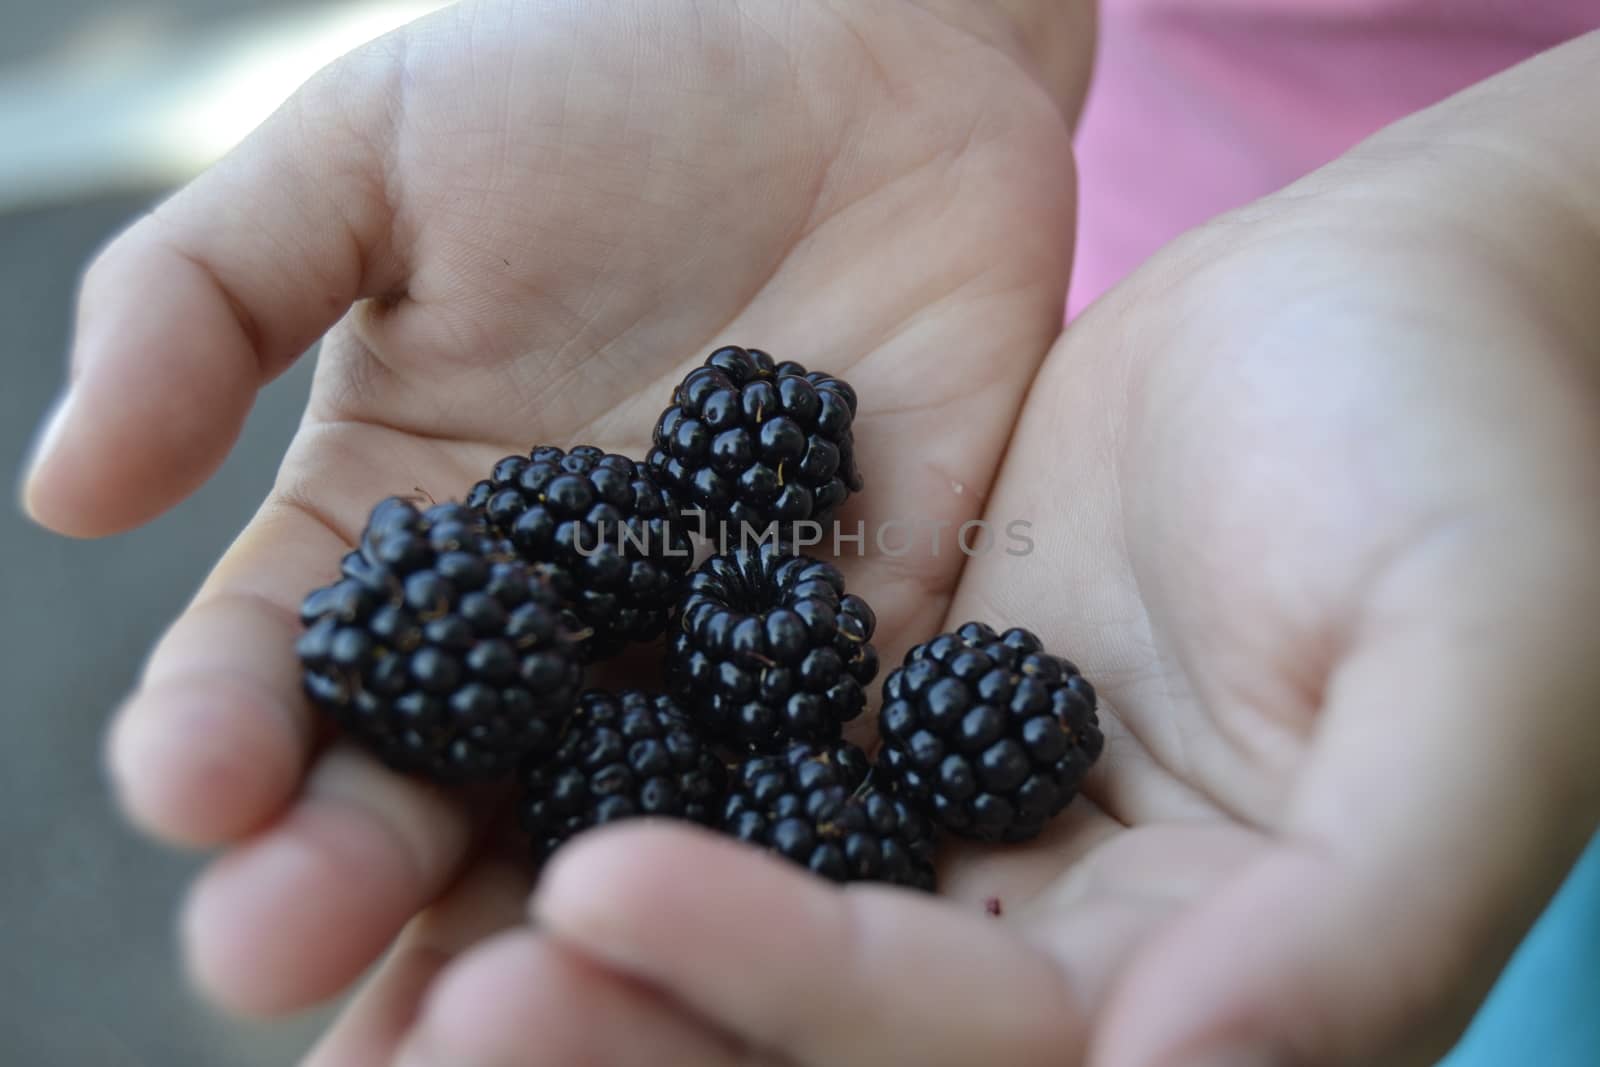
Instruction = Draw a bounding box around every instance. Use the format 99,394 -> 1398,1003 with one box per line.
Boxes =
20,35 -> 411,537
534,823 -> 1088,1067
1094,520 -> 1600,1067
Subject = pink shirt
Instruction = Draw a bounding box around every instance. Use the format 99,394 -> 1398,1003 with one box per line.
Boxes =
1069,0 -> 1600,316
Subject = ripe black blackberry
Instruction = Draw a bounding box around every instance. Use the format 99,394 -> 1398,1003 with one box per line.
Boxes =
666,544 -> 879,750
877,622 -> 1102,843
518,689 -> 725,862
722,742 -> 936,890
465,445 -> 693,660
647,346 -> 862,539
298,498 -> 582,782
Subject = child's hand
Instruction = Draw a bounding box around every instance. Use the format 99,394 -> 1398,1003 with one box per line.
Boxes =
20,0 -> 1089,1055
362,31 -> 1597,1067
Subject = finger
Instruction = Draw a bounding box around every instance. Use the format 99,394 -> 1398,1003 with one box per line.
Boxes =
303,843 -> 532,1067
534,823 -> 1086,1067
109,413 -> 492,847
1093,521 -> 1600,1067
182,748 -> 474,1017
393,931 -> 767,1067
105,500 -> 341,846
116,425 -> 489,1015
21,38 -> 410,537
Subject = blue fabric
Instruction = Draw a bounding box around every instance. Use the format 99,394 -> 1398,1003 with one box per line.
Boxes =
1442,832 -> 1600,1065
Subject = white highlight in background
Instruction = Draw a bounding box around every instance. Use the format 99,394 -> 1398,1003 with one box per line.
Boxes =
0,2 -> 449,213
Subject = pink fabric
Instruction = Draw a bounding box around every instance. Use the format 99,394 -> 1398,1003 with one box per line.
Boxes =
1069,0 -> 1600,316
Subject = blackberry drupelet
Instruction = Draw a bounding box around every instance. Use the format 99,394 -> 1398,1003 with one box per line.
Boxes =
465,445 -> 693,660
646,346 -> 862,540
666,544 -> 879,750
298,498 -> 582,782
518,689 -> 726,862
877,622 -> 1102,843
723,742 -> 936,890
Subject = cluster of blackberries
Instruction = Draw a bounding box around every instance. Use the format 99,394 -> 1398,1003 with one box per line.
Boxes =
298,346 -> 1103,892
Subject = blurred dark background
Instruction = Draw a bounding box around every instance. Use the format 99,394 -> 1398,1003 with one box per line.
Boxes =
2,194 -> 323,1067
0,2 -> 441,1063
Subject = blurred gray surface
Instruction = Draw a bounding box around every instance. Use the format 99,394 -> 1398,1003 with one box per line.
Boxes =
0,197 -> 325,1064
0,0 -> 279,65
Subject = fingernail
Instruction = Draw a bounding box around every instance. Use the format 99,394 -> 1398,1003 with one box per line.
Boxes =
19,388 -> 75,515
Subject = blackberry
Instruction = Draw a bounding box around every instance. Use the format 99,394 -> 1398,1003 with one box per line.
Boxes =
647,346 -> 862,540
722,742 -> 936,890
518,689 -> 725,862
466,445 -> 693,660
666,544 -> 879,750
877,622 -> 1102,843
297,498 -> 582,782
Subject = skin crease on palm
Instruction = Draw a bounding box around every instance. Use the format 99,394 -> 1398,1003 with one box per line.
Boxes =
16,0 -> 1600,1063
